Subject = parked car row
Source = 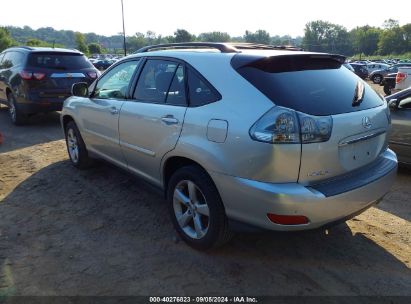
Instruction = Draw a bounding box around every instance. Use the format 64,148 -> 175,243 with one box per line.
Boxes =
344,59 -> 411,97
1,43 -> 409,250
89,55 -> 123,71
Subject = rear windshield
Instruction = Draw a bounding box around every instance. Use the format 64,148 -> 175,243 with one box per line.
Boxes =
27,52 -> 93,70
234,55 -> 384,116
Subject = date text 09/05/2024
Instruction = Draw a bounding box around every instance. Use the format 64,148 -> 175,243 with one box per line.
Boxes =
149,296 -> 258,303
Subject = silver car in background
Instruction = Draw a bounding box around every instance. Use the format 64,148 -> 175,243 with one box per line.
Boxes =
61,43 -> 397,249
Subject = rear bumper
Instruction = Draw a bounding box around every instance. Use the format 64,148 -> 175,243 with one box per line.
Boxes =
16,101 -> 64,114
15,94 -> 65,114
210,149 -> 397,231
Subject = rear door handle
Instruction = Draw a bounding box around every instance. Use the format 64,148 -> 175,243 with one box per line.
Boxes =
161,115 -> 179,125
110,107 -> 119,115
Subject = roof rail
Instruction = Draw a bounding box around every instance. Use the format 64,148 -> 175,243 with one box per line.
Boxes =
135,42 -> 239,53
134,42 -> 304,54
229,43 -> 304,51
9,46 -> 34,51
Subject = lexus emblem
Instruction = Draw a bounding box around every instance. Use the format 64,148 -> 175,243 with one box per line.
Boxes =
362,117 -> 372,129
66,73 -> 72,78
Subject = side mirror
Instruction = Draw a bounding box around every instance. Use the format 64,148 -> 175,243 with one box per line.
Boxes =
71,82 -> 89,97
388,99 -> 398,110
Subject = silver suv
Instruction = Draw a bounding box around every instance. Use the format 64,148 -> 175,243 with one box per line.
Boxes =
61,43 -> 397,249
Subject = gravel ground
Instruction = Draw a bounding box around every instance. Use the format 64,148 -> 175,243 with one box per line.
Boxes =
0,82 -> 410,296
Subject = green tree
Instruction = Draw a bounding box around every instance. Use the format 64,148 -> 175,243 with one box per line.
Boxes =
198,31 -> 231,42
126,32 -> 147,52
402,23 -> 411,52
244,30 -> 270,44
88,43 -> 102,54
302,20 -> 352,55
383,19 -> 400,30
350,26 -> 381,56
174,29 -> 194,43
75,32 -> 88,54
378,21 -> 406,55
0,27 -> 15,51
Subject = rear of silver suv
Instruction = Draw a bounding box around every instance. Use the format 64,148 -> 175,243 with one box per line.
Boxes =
62,43 -> 397,250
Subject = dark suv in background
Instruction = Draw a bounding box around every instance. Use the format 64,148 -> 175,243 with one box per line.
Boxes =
0,46 -> 98,125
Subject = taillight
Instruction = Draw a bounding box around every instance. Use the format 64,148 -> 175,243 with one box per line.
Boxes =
396,72 -> 407,84
299,112 -> 333,143
20,70 -> 33,80
33,72 -> 46,80
88,71 -> 98,79
249,106 -> 333,144
19,70 -> 46,80
250,107 -> 300,144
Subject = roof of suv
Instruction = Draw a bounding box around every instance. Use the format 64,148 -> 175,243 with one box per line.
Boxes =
134,42 -> 304,54
4,46 -> 84,54
129,42 -> 346,65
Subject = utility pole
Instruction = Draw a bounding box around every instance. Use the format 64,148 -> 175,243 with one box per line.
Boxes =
121,0 -> 127,56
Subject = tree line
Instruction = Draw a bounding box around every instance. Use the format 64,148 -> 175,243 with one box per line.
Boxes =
1,19 -> 410,57
302,19 -> 411,56
0,26 -> 301,55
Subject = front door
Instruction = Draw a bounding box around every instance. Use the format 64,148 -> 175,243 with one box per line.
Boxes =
78,60 -> 140,167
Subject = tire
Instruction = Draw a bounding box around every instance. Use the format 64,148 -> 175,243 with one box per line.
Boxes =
167,165 -> 233,250
383,84 -> 392,96
65,121 -> 93,169
372,74 -> 382,84
7,93 -> 27,125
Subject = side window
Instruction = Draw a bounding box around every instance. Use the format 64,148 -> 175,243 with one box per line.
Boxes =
2,51 -> 24,68
134,59 -> 178,103
0,53 -> 4,66
166,65 -> 187,106
93,60 -> 139,99
1,52 -> 13,69
187,68 -> 220,107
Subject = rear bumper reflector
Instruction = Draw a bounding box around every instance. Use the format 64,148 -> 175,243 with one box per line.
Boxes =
267,213 -> 310,225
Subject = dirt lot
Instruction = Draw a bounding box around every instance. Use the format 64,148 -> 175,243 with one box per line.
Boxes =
0,82 -> 410,296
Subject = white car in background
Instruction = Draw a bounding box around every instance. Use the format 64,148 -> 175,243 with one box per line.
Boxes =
394,67 -> 411,92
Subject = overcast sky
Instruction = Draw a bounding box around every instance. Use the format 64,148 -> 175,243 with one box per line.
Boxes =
1,0 -> 410,37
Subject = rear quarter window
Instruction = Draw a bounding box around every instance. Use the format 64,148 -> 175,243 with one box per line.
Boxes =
234,55 -> 384,116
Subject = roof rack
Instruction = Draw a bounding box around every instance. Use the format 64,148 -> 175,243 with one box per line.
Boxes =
9,46 -> 35,51
134,42 -> 303,54
135,42 -> 238,53
229,43 -> 304,51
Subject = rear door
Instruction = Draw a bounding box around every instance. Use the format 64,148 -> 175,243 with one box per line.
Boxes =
119,58 -> 187,185
0,51 -> 24,101
0,52 -> 7,101
77,60 -> 140,166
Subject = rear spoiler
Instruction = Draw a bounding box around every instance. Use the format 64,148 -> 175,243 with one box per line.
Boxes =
231,53 -> 347,72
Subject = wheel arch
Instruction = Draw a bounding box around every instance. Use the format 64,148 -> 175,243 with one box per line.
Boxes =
61,114 -> 77,134
162,156 -> 218,199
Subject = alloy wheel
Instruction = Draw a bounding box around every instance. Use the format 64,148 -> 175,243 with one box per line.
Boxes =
173,180 -> 210,239
67,128 -> 79,163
